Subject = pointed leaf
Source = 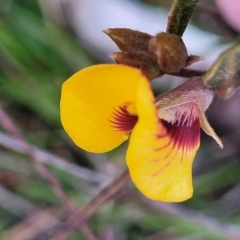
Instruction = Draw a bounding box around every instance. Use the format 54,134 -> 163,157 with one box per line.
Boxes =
203,42 -> 240,99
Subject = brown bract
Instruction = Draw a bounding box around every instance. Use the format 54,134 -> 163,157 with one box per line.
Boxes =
149,32 -> 188,73
111,51 -> 162,81
105,28 -> 202,80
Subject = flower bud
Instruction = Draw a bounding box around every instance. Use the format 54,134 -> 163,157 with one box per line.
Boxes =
149,32 -> 188,73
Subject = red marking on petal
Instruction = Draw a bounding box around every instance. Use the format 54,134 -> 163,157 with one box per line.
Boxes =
154,138 -> 171,152
162,118 -> 200,151
150,153 -> 177,177
155,120 -> 168,139
158,102 -> 201,151
150,146 -> 178,163
110,103 -> 138,133
155,132 -> 168,139
149,118 -> 200,175
159,103 -> 199,128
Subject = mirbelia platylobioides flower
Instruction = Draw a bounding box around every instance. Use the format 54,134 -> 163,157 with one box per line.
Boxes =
60,63 -> 222,202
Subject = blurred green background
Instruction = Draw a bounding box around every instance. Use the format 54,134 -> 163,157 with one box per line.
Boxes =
0,0 -> 240,239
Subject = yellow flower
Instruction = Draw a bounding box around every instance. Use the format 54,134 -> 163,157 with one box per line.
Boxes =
60,64 -> 222,202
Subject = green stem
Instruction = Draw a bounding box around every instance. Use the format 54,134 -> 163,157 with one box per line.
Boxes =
166,0 -> 199,36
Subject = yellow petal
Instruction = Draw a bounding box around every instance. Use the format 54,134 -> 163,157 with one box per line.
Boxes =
126,77 -> 200,202
60,64 -> 144,153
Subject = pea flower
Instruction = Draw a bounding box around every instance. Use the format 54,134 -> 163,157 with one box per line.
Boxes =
60,64 -> 222,202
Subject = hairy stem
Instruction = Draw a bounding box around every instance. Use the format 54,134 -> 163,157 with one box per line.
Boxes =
167,0 -> 199,36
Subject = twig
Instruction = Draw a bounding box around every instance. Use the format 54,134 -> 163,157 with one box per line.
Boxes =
47,169 -> 130,240
169,68 -> 206,78
0,185 -> 40,218
0,132 -> 110,184
0,185 -> 63,240
0,106 -> 97,240
4,208 -> 62,240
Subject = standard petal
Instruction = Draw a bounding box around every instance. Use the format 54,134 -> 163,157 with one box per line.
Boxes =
60,64 -> 144,153
126,78 -> 200,202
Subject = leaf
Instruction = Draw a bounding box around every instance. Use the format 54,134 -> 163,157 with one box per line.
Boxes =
166,0 -> 199,37
203,42 -> 240,99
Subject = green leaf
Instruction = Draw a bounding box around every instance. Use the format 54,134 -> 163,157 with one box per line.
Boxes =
166,0 -> 199,36
203,42 -> 240,99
